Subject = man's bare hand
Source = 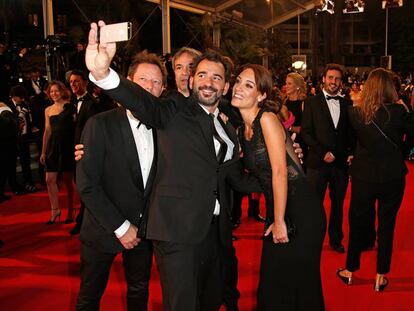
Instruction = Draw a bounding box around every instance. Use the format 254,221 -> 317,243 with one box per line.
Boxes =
347,155 -> 354,166
86,21 -> 116,80
291,133 -> 304,164
74,144 -> 84,161
118,224 -> 140,250
324,151 -> 335,163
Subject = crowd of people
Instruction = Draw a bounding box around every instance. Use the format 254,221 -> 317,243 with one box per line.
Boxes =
1,20 -> 414,310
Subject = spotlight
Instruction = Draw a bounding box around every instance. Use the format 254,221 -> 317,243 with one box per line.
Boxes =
316,0 -> 335,15
343,0 -> 365,14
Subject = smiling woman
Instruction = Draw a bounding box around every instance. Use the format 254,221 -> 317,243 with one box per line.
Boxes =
231,63 -> 326,310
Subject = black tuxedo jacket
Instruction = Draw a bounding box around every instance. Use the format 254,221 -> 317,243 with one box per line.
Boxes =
348,104 -> 414,183
23,77 -> 47,98
74,93 -> 104,144
76,107 -> 157,254
301,92 -> 353,169
106,76 -> 261,247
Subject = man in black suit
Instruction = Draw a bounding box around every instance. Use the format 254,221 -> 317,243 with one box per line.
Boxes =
86,21 -> 261,310
69,69 -> 106,230
301,63 -> 353,253
75,51 -> 167,310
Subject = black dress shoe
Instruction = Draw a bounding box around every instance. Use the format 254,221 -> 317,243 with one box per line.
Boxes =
374,276 -> 389,292
336,268 -> 352,285
232,220 -> 240,230
69,225 -> 81,235
330,243 -> 345,253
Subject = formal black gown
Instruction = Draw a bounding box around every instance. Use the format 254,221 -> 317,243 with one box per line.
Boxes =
45,103 -> 76,172
240,108 -> 326,311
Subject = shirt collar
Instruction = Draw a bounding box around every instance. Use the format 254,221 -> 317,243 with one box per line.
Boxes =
77,92 -> 88,100
322,89 -> 339,99
199,104 -> 219,118
126,109 -> 140,128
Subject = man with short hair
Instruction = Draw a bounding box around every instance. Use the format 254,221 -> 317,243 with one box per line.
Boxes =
85,21 -> 261,311
69,69 -> 106,230
172,47 -> 201,97
75,50 -> 166,310
301,63 -> 353,253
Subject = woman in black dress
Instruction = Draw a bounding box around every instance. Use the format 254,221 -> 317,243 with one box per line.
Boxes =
336,68 -> 414,291
231,64 -> 326,310
40,81 -> 76,224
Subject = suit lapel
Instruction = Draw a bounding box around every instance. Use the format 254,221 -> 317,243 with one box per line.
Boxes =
144,131 -> 157,197
217,115 -> 239,163
336,98 -> 348,130
117,109 -> 145,192
189,101 -> 217,163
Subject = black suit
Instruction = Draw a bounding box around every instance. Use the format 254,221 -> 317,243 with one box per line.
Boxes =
74,93 -> 103,144
105,76 -> 261,311
346,104 -> 414,274
301,92 -> 352,247
76,108 -> 156,310
73,92 -> 109,231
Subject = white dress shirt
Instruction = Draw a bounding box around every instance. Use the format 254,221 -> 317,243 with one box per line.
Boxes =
323,89 -> 341,128
76,91 -> 88,113
199,106 -> 234,215
90,69 -> 233,216
114,110 -> 154,238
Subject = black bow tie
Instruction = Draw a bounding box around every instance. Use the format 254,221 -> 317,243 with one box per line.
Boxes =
137,121 -> 152,130
326,95 -> 341,101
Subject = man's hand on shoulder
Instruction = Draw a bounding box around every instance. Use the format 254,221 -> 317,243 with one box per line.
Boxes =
74,144 -> 84,161
324,151 -> 335,163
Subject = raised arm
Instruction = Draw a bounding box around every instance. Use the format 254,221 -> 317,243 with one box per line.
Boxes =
85,21 -> 178,128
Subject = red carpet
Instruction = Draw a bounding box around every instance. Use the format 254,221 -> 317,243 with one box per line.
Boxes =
1,163 -> 414,310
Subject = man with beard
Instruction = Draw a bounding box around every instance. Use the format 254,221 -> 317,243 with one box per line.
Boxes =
301,63 -> 353,253
85,21 -> 261,310
171,46 -> 241,311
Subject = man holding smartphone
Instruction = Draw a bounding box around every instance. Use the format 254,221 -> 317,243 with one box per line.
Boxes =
75,51 -> 166,311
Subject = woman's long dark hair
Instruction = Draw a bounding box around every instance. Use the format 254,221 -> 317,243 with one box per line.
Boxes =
236,64 -> 281,114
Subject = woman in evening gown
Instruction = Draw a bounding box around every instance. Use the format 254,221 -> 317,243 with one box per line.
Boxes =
231,64 -> 326,310
40,81 -> 76,224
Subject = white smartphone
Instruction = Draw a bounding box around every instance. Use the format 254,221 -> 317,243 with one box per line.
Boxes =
99,22 -> 132,44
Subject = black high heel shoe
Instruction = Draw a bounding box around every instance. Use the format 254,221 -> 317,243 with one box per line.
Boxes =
374,276 -> 388,292
46,209 -> 61,225
336,268 -> 352,285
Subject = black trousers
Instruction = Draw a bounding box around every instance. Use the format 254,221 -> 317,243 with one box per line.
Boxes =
153,221 -> 224,311
307,166 -> 348,246
17,136 -> 34,185
346,177 -> 405,274
0,146 -> 18,194
76,240 -> 153,311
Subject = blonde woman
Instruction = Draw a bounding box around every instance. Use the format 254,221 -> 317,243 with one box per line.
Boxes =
40,81 -> 76,224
